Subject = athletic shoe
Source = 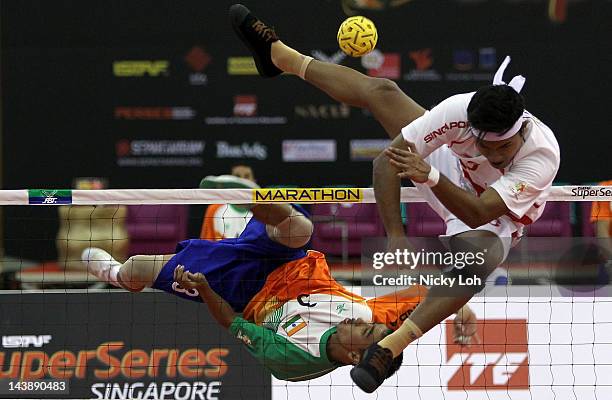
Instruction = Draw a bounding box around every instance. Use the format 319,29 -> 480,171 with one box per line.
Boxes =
229,4 -> 282,78
350,343 -> 393,393
199,175 -> 260,190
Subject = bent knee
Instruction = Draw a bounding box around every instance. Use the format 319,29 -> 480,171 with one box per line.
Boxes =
450,231 -> 505,266
268,212 -> 313,248
368,77 -> 401,96
121,256 -> 157,287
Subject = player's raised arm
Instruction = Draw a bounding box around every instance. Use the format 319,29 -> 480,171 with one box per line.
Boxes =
373,133 -> 410,242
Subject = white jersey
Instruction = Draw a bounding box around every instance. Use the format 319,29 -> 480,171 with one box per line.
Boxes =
401,92 -> 560,227
262,293 -> 372,358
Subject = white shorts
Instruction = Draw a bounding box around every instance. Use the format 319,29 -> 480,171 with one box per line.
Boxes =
413,146 -> 517,263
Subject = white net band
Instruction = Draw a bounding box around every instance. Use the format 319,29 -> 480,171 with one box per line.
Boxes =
0,185 -> 609,205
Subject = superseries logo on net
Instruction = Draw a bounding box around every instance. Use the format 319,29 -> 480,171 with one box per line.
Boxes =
572,186 -> 612,199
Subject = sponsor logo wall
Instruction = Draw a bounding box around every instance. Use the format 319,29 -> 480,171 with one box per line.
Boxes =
113,60 -> 169,77
185,45 -> 211,86
446,47 -> 497,81
361,50 -> 401,79
227,57 -> 258,75
310,50 -> 347,65
205,95 -> 287,125
0,293 -> 270,400
350,139 -> 391,161
216,141 -> 268,160
114,107 -> 196,120
294,103 -> 350,119
282,140 -> 337,162
404,48 -> 442,81
115,140 -> 205,167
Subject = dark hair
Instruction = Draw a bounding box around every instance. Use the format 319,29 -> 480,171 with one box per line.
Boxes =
467,85 -> 525,136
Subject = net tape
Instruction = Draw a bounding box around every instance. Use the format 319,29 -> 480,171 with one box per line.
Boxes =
1,185 -> 609,205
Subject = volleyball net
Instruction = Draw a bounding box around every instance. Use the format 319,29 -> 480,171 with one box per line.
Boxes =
0,185 -> 610,400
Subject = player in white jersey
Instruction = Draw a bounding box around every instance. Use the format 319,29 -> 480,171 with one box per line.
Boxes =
229,3 -> 560,392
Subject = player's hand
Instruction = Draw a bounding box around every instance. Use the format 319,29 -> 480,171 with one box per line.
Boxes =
173,265 -> 209,289
453,306 -> 481,346
384,141 -> 431,183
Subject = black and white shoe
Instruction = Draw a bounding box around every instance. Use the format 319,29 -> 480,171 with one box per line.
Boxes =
199,175 -> 259,190
350,344 -> 393,393
229,4 -> 282,78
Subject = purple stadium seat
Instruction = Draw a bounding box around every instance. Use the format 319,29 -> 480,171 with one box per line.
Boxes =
524,201 -> 572,236
582,202 -> 595,237
525,201 -> 572,237
406,203 -> 446,237
311,203 -> 384,258
127,205 -> 188,255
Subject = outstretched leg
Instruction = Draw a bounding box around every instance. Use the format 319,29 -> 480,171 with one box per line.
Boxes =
230,4 -> 425,139
83,200 -> 312,290
83,247 -> 172,291
299,59 -> 425,139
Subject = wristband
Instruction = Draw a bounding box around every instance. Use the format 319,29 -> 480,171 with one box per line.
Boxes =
425,166 -> 440,187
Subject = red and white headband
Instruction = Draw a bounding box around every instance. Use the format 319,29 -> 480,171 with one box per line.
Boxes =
473,56 -> 526,142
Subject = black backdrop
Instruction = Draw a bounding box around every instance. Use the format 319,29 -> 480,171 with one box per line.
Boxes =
1,0 -> 610,260
2,0 -> 610,189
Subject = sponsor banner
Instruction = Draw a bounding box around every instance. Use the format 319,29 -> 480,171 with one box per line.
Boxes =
349,139 -> 391,161
112,60 -> 169,77
227,57 -> 258,75
253,188 -> 362,203
445,47 -> 497,82
404,48 -> 441,81
116,140 -> 205,167
0,292 -> 270,399
294,103 -> 350,119
282,140 -> 336,162
233,95 -> 257,117
205,95 -> 287,125
310,49 -> 347,65
114,107 -> 196,120
445,318 -> 528,390
185,45 -> 211,86
362,51 -> 401,79
216,141 -> 268,160
28,189 -> 72,205
273,295 -> 612,400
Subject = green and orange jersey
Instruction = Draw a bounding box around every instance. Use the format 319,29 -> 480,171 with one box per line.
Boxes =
228,250 -> 426,381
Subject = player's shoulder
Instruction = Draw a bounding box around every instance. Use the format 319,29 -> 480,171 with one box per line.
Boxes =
447,91 -> 476,103
437,92 -> 475,111
523,113 -> 560,158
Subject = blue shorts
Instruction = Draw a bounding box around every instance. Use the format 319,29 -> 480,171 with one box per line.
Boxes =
152,205 -> 309,311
